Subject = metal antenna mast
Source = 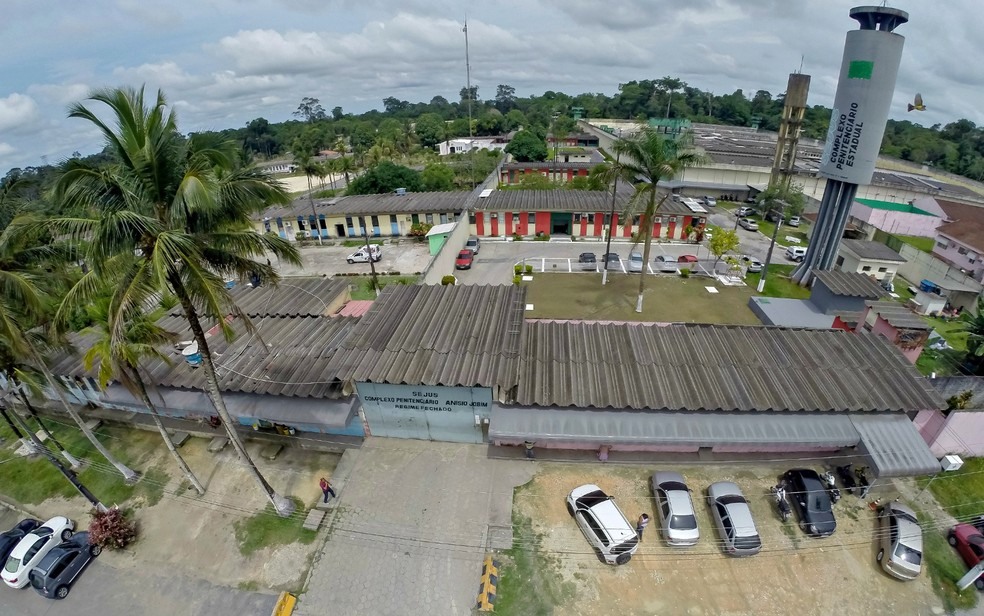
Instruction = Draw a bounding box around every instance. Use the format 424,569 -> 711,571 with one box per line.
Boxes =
464,18 -> 473,138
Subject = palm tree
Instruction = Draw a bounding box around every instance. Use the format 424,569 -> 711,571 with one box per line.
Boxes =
45,86 -> 302,515
612,126 -> 704,312
293,154 -> 323,244
83,297 -> 205,495
334,138 -> 353,185
0,219 -> 130,477
961,296 -> 984,359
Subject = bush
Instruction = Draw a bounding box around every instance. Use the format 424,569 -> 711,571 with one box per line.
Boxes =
88,507 -> 137,550
512,233 -> 523,241
524,265 -> 533,274
295,231 -> 306,241
533,234 -> 550,242
514,264 -> 523,275
441,275 -> 456,286
512,275 -> 522,285
679,268 -> 691,278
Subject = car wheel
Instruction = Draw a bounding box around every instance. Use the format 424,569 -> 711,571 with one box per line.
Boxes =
566,502 -> 575,517
594,548 -> 607,564
61,529 -> 73,541
976,577 -> 984,591
615,552 -> 632,565
90,544 -> 102,557
948,533 -> 958,547
876,549 -> 884,562
347,259 -> 354,264
55,586 -> 69,599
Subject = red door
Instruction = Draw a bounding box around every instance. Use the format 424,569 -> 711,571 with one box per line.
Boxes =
491,215 -> 499,236
476,213 -> 485,236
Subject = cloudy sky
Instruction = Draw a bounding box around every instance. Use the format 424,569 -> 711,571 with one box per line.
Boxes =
1,0 -> 978,174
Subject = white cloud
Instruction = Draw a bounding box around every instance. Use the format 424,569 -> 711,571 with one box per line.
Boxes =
0,93 -> 42,134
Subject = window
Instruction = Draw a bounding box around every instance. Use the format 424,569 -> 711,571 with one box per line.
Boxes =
836,256 -> 845,267
426,213 -> 434,224
878,267 -> 888,273
861,266 -> 871,272
513,213 -> 520,225
958,246 -> 969,255
604,213 -> 611,225
468,212 -> 476,224
574,213 -> 583,223
581,512 -> 609,547
632,215 -> 641,226
936,241 -> 949,250
587,214 -> 595,224
370,215 -> 379,227
345,216 -> 354,229
390,215 -> 398,224
528,213 -> 536,224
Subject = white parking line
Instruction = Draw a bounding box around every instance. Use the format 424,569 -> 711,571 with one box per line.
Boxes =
567,258 -> 572,273
541,258 -> 545,272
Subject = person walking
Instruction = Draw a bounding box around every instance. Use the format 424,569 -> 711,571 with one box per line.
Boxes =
319,477 -> 336,503
636,513 -> 650,541
524,440 -> 536,460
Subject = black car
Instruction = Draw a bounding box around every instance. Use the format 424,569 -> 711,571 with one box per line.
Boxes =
0,519 -> 41,564
28,531 -> 101,599
783,469 -> 836,537
578,252 -> 597,271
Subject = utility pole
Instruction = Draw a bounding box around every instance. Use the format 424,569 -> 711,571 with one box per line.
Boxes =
364,231 -> 380,297
463,18 -> 476,189
602,129 -> 623,286
758,201 -> 787,293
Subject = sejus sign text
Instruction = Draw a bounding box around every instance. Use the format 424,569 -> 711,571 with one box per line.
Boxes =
357,383 -> 492,415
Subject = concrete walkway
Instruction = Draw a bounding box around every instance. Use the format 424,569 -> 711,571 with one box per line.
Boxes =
295,438 -> 534,616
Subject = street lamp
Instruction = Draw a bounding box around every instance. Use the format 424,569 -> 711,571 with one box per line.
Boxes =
602,129 -> 623,286
757,200 -> 788,293
363,230 -> 380,297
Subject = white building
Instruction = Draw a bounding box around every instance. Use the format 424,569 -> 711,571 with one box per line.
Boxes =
438,136 -> 510,156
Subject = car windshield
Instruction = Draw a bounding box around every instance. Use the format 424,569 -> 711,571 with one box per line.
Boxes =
576,490 -> 610,508
735,535 -> 761,551
630,254 -> 642,262
611,536 -> 639,554
4,555 -> 20,573
895,510 -> 918,525
894,543 -> 922,565
669,514 -> 697,530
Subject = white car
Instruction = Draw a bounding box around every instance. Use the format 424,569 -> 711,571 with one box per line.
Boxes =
2,516 -> 75,589
566,484 -> 638,565
346,246 -> 381,264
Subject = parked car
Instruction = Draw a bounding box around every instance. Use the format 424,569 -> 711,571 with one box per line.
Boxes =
454,249 -> 474,270
346,247 -> 381,264
677,254 -> 698,264
876,502 -> 922,581
738,218 -> 759,231
650,472 -> 699,546
628,251 -> 644,273
602,253 -> 621,268
787,216 -> 801,227
764,210 -> 784,223
28,531 -> 100,599
948,523 -> 984,590
566,484 -> 639,565
736,206 -> 756,217
783,469 -> 836,537
654,255 -> 677,273
785,246 -> 807,262
707,482 -> 761,556
702,196 -> 717,207
578,252 -> 597,271
0,520 -> 41,566
2,516 -> 75,589
744,196 -> 757,204
741,256 -> 763,273
464,236 -> 480,254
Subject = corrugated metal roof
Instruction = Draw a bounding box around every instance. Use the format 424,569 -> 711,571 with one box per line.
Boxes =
502,162 -> 598,170
490,406 -> 860,447
476,187 -> 703,217
196,278 -> 351,318
257,191 -> 467,220
864,301 -> 932,331
323,284 -> 527,388
840,239 -> 906,262
813,270 -> 888,299
516,321 -> 945,412
852,414 -> 941,477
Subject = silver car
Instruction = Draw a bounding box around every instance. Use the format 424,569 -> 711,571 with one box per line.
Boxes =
877,501 -> 923,580
650,472 -> 699,546
707,482 -> 761,556
627,251 -> 644,273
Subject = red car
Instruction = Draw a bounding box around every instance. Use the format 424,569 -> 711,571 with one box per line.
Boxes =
948,524 -> 984,589
455,249 -> 474,270
677,254 -> 698,264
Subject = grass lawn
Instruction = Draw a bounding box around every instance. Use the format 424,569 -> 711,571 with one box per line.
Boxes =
745,264 -> 812,300
921,516 -> 979,612
348,275 -> 418,300
341,239 -> 383,248
922,457 -> 984,520
897,234 -> 936,253
754,217 -> 810,245
232,497 -> 317,556
524,273 -> 761,324
0,419 -> 167,507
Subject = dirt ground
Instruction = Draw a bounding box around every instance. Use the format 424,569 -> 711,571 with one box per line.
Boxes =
513,462 -> 944,616
21,434 -> 338,591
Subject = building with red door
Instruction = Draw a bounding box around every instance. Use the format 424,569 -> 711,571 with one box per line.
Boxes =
469,187 -> 708,240
499,161 -> 598,185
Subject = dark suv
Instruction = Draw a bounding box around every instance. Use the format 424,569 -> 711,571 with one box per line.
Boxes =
28,532 -> 101,599
783,469 -> 836,537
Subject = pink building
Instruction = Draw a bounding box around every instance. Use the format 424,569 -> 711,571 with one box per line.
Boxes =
915,377 -> 984,457
850,198 -> 943,237
931,199 -> 984,283
855,301 -> 931,364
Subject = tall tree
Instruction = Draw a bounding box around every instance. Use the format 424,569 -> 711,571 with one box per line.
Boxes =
494,84 -> 517,112
293,154 -> 324,244
45,86 -> 302,515
505,130 -> 548,162
656,77 -> 686,119
82,297 -> 205,495
293,97 -> 326,123
612,127 -> 704,312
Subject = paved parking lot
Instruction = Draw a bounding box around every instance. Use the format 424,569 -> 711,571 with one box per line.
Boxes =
269,240 -> 432,278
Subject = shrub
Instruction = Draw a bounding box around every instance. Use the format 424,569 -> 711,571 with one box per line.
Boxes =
512,275 -> 522,285
679,268 -> 691,278
533,234 -> 550,241
88,507 -> 137,550
524,265 -> 533,274
512,233 -> 523,241
441,275 -> 456,286
514,264 -> 523,274
295,231 -> 306,241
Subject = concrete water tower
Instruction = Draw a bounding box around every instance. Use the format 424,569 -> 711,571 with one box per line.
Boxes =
771,72 -> 811,189
792,5 -> 908,285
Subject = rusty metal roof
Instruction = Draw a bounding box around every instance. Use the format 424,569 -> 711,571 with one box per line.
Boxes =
226,278 -> 351,318
257,191 -> 467,220
840,239 -> 906,262
864,301 -> 932,331
515,321 -> 944,412
323,284 -> 527,388
813,270 -> 889,299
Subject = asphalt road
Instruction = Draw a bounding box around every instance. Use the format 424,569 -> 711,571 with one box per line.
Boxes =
0,507 -> 278,616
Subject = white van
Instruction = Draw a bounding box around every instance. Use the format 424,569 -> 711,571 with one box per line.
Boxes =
346,246 -> 381,264
785,246 -> 807,262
